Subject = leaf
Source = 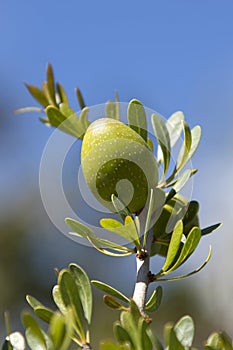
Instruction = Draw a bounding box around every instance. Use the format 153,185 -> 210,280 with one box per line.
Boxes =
5,332 -> 26,350
111,194 -> 132,222
66,217 -> 134,256
101,342 -> 132,350
162,220 -> 183,272
79,107 -> 90,131
163,226 -> 201,274
174,315 -> 195,348
46,105 -> 66,127
24,83 -> 49,107
56,83 -> 69,105
106,100 -> 118,119
91,280 -> 129,303
152,113 -> 170,177
157,246 -> 212,282
173,169 -> 194,193
103,295 -> 127,310
58,270 -> 85,339
69,263 -> 92,325
114,322 -> 132,345
205,331 -> 233,350
169,328 -> 185,350
188,125 -> 202,162
127,99 -> 147,143
201,223 -> 221,236
49,310 -> 73,350
75,87 -> 86,109
52,285 -> 67,314
145,286 -> 163,312
176,121 -> 192,172
23,314 -> 47,350
166,111 -> 185,148
146,328 -> 164,350
46,63 -> 57,106
100,216 -> 140,248
26,295 -> 54,323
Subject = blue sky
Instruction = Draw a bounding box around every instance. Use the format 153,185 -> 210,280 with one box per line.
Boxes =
1,0 -> 233,336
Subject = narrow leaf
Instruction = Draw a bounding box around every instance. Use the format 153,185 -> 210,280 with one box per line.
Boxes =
201,223 -> 221,236
106,100 -> 117,119
103,295 -> 127,310
166,111 -> 185,148
24,83 -> 49,107
26,295 -> 54,323
176,121 -> 192,171
111,194 -> 131,222
152,113 -> 170,176
145,286 -> 163,312
46,63 -> 57,106
162,220 -> 183,272
56,83 -> 69,105
75,87 -> 86,109
128,99 -> 147,143
92,280 -> 129,303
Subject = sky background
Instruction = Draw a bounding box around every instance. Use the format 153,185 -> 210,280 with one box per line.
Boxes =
1,0 -> 233,346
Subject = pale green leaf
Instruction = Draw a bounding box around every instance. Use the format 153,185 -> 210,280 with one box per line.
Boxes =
173,169 -> 193,193
152,113 -> 170,176
128,99 -> 147,143
111,194 -> 131,222
23,314 -> 47,350
26,295 -> 54,323
174,315 -> 195,348
176,121 -> 192,171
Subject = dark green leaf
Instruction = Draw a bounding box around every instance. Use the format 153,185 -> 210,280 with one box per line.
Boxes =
24,83 -> 49,107
103,295 -> 127,310
114,322 -> 132,346
145,286 -> 163,312
56,83 -> 69,105
128,99 -> 147,143
69,263 -> 92,325
92,280 -> 129,303
75,87 -> 86,109
162,220 -> 183,272
174,315 -> 195,348
183,201 -> 199,226
201,223 -> 221,236
152,113 -> 170,177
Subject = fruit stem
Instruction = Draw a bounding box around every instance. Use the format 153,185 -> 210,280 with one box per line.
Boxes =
132,228 -> 153,316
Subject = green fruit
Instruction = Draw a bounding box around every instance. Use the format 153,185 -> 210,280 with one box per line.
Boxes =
81,118 -> 158,213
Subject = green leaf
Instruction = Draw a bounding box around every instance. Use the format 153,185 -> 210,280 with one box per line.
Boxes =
100,216 -> 140,248
56,83 -> 69,105
46,105 -> 66,127
183,201 -> 199,225
52,285 -> 68,314
101,342 -> 132,350
176,121 -> 192,172
114,322 -> 132,346
152,113 -> 170,177
46,63 -> 57,106
79,107 -> 90,131
162,220 -> 183,272
75,87 -> 86,109
26,295 -> 54,323
163,226 -> 201,274
5,332 -> 26,350
66,217 -> 134,256
205,331 -> 233,350
174,315 -> 195,348
128,99 -> 147,143
58,270 -> 85,340
103,295 -> 127,310
24,83 -> 49,107
188,125 -> 202,162
49,310 -> 73,350
169,328 -> 185,350
146,328 -> 164,350
69,263 -> 92,325
92,280 -> 129,303
111,194 -> 132,222
201,223 -> 221,236
106,100 -> 118,119
59,103 -> 76,119
23,314 -> 47,350
145,286 -> 163,312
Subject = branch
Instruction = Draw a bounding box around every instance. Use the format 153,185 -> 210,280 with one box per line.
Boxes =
132,229 -> 154,316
